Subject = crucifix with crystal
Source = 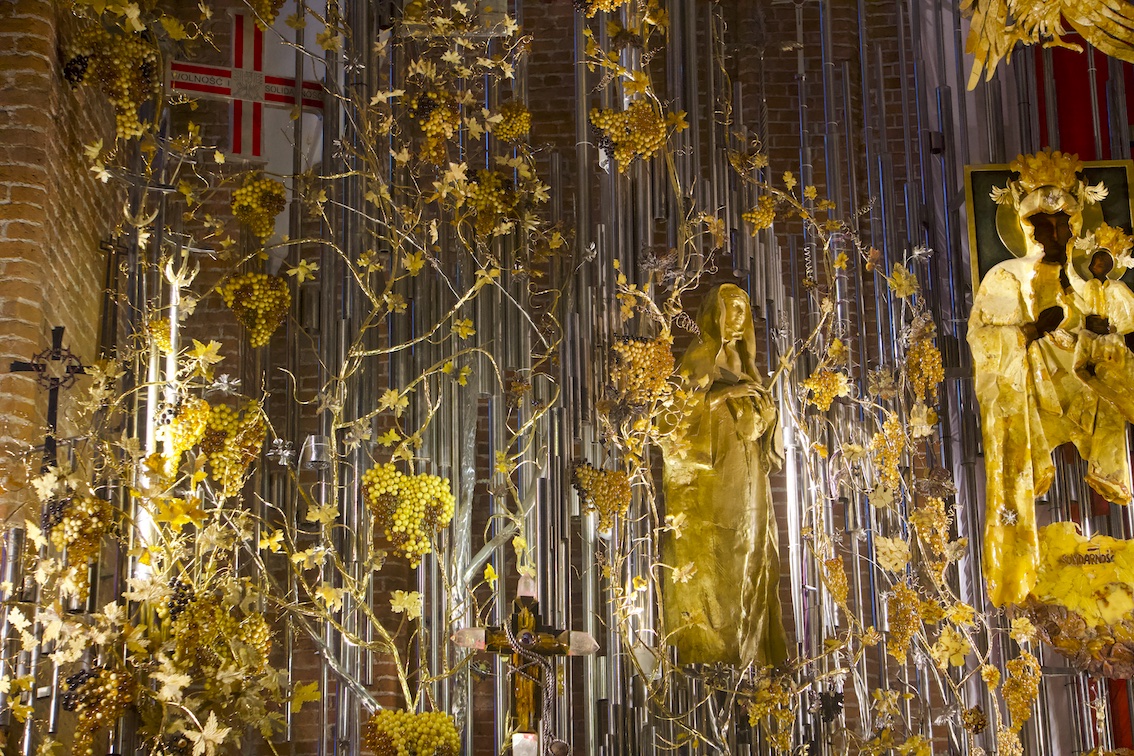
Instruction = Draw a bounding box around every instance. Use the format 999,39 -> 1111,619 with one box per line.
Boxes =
9,326 -> 88,472
452,577 -> 598,756
166,11 -> 325,159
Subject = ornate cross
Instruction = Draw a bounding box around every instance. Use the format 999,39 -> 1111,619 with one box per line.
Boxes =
166,12 -> 324,158
9,326 -> 87,471
452,578 -> 598,755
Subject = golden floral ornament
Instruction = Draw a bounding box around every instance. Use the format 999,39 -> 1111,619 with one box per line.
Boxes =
1021,522 -> 1134,677
929,625 -> 971,669
991,149 -> 1106,231
874,534 -> 910,573
1011,148 -> 1083,195
963,0 -> 1134,89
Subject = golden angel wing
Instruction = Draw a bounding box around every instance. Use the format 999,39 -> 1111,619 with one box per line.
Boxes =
1062,0 -> 1134,65
963,0 -> 1016,90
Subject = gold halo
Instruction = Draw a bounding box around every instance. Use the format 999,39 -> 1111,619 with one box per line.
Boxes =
1072,240 -> 1131,281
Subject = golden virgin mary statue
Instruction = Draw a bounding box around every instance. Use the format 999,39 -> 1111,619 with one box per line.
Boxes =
660,284 -> 788,667
968,150 -> 1132,606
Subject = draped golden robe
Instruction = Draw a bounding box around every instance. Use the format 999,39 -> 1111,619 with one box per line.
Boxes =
1069,272 -> 1134,504
660,285 -> 788,667
968,255 -> 1081,606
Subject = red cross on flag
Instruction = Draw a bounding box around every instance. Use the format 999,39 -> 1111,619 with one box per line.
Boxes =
167,12 -> 324,159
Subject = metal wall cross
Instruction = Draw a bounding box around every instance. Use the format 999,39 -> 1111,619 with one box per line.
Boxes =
452,581 -> 598,755
9,327 -> 87,471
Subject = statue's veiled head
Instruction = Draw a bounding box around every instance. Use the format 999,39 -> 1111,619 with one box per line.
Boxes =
682,284 -> 761,383
1029,210 -> 1073,265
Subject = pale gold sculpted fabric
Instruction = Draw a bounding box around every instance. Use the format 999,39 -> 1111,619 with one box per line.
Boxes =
660,284 -> 788,667
969,253 -> 1077,606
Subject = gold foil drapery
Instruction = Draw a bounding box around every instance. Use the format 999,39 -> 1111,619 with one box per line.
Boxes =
660,285 -> 788,667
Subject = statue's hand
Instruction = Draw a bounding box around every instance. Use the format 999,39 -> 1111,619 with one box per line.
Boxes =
1086,314 -> 1113,335
1026,305 -> 1065,343
709,381 -> 761,405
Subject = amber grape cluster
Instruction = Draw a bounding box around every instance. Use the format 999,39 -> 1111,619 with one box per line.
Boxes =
743,196 -> 776,233
802,368 -> 849,412
572,463 -> 631,531
906,335 -> 944,402
495,101 -> 532,142
201,401 -> 266,496
172,596 -> 271,685
885,582 -> 921,662
362,464 -> 456,567
362,710 -> 460,756
870,413 -> 905,492
49,495 -> 110,566
231,174 -> 287,240
249,0 -> 285,29
1003,652 -> 1041,731
609,336 -> 674,406
580,0 -> 630,17
148,318 -> 172,353
461,170 -> 517,235
221,272 -> 291,347
162,396 -> 210,459
172,597 -> 238,670
589,101 -> 668,172
64,26 -> 159,139
63,667 -> 135,756
411,90 -> 460,164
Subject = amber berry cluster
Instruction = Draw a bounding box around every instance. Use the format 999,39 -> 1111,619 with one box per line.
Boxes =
161,395 -> 211,460
63,667 -> 135,756
249,0 -> 286,29
221,272 -> 291,348
201,401 -> 267,496
362,464 -> 456,567
906,335 -> 944,403
609,336 -> 675,406
590,100 -> 668,172
231,174 -> 287,240
572,463 -> 632,531
743,196 -> 776,233
362,710 -> 460,756
495,101 -> 532,143
460,170 -> 518,235
64,26 -> 159,139
50,495 -> 110,567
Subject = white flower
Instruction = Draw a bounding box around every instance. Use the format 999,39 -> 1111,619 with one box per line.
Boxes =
989,185 -> 1014,205
122,575 -> 171,605
152,664 -> 192,704
664,512 -> 687,538
1084,181 -> 1109,204
315,584 -> 344,613
868,485 -> 895,510
185,712 -> 231,756
390,590 -> 422,620
875,535 -> 910,573
671,562 -> 697,584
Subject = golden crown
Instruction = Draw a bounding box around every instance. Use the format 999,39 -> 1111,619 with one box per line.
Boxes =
1009,149 -> 1083,194
1091,223 -> 1133,258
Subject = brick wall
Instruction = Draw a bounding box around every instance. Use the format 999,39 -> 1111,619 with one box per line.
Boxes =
0,0 -> 117,517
